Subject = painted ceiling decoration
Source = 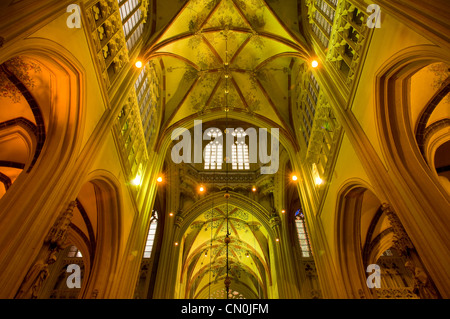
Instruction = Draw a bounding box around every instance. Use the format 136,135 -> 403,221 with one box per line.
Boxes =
181,204 -> 271,298
140,0 -> 312,299
143,0 -> 311,136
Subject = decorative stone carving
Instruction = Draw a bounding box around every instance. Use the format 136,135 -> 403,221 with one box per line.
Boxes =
269,209 -> 280,229
174,212 -> 184,228
45,201 -> 77,250
405,260 -> 439,299
16,201 -> 76,299
15,249 -> 57,299
382,203 -> 414,255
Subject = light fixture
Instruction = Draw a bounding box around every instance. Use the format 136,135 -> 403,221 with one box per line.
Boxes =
311,60 -> 319,68
174,242 -> 179,246
312,163 -> 323,186
276,238 -> 280,242
315,177 -> 324,186
169,212 -> 174,217
252,186 -> 257,192
156,176 -> 163,183
131,174 -> 141,186
291,174 -> 298,182
281,209 -> 286,214
199,185 -> 205,193
135,60 -> 143,68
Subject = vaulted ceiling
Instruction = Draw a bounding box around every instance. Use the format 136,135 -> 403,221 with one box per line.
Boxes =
181,203 -> 270,299
143,0 -> 311,298
144,0 -> 311,141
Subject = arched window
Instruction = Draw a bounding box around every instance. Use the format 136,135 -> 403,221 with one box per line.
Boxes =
143,211 -> 158,258
118,0 -> 146,51
67,245 -> 83,258
295,209 -> 312,257
204,129 -> 223,170
231,129 -> 250,170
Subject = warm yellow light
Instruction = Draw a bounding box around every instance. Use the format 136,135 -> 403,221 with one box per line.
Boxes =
199,185 -> 205,193
135,60 -> 143,68
174,242 -> 179,246
276,238 -> 280,242
315,177 -> 323,186
131,175 -> 141,186
252,186 -> 257,192
169,212 -> 174,217
156,176 -> 163,183
281,209 -> 286,214
291,174 -> 298,181
311,60 -> 319,68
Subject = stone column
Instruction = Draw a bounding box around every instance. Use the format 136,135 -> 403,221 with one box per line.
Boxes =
15,201 -> 77,299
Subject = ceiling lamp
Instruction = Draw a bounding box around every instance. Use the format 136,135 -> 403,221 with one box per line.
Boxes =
131,174 -> 141,186
311,60 -> 319,68
156,176 -> 163,183
135,60 -> 143,68
291,174 -> 298,182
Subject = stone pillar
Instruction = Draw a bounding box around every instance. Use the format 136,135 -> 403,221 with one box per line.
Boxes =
15,201 -> 77,299
382,203 -> 440,299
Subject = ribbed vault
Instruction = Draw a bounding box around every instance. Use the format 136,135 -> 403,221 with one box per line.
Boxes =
143,0 -> 310,140
180,202 -> 271,299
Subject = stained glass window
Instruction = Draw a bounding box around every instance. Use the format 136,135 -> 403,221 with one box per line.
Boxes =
295,209 -> 312,257
143,211 -> 158,258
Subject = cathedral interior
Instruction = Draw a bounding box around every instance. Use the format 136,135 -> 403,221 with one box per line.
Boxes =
0,0 -> 449,300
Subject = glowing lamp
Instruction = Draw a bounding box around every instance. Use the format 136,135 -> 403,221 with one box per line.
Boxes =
135,60 -> 143,68
131,175 -> 141,186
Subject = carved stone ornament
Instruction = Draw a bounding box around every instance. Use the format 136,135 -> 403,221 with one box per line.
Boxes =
381,203 -> 414,255
45,201 -> 77,249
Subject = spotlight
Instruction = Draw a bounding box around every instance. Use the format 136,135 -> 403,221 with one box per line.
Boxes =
291,174 -> 298,182
174,242 -> 179,246
199,185 -> 205,193
156,176 -> 163,183
252,186 -> 257,192
135,60 -> 143,68
276,238 -> 280,242
311,60 -> 319,68
169,212 -> 174,217
281,209 -> 286,214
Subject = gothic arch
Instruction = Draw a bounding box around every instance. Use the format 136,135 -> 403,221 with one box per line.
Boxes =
171,191 -> 277,299
79,170 -> 123,299
335,180 -> 385,298
0,38 -> 86,298
374,45 -> 450,297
